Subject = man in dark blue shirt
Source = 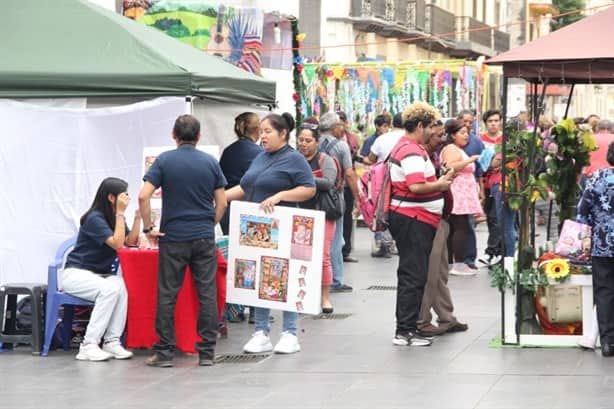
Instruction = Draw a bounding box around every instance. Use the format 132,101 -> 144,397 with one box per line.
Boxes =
139,114 -> 227,368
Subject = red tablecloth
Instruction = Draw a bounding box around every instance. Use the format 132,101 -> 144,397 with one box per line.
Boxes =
118,248 -> 227,353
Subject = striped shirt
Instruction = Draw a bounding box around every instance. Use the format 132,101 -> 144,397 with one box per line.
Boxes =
389,138 -> 444,229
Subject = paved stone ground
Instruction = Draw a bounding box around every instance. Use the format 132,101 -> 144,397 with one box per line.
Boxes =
1,224 -> 614,409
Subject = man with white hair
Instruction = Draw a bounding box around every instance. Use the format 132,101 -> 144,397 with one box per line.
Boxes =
319,112 -> 360,293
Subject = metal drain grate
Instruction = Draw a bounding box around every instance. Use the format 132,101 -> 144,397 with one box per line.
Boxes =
311,313 -> 353,320
366,285 -> 397,291
214,353 -> 270,364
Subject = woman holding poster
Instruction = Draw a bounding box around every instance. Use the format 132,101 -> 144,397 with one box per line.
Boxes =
226,112 -> 316,355
297,119 -> 337,314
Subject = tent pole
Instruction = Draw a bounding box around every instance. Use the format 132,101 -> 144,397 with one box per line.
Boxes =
500,75 -> 512,344
529,79 -> 549,251
185,96 -> 193,114
563,84 -> 575,119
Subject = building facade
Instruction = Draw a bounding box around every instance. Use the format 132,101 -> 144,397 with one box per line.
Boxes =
300,0 -> 512,62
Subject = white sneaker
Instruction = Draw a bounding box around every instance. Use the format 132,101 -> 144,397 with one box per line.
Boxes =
102,341 -> 134,359
490,255 -> 503,265
273,331 -> 301,354
577,336 -> 597,350
243,330 -> 273,353
76,343 -> 113,361
449,263 -> 477,276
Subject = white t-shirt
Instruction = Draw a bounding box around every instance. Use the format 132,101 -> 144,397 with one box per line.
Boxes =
370,129 -> 405,162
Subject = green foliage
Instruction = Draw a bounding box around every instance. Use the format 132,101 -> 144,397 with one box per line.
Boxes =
202,7 -> 218,18
551,0 -> 586,30
166,23 -> 191,38
489,263 -> 515,292
152,17 -> 182,31
501,123 -> 549,212
541,119 -> 596,222
488,263 -> 548,293
193,28 -> 210,36
517,268 -> 549,291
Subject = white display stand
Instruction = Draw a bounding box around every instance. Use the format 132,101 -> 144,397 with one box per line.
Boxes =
503,257 -> 594,347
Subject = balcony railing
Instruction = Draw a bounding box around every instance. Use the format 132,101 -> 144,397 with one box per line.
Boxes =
349,0 -> 426,37
453,16 -> 511,57
347,1 -> 509,55
457,16 -> 491,49
424,4 -> 456,46
494,29 -> 510,54
406,0 -> 426,31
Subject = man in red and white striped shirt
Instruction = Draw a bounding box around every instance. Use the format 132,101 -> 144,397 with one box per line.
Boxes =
388,102 -> 454,347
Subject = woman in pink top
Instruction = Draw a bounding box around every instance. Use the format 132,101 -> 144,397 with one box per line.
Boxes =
441,120 -> 482,276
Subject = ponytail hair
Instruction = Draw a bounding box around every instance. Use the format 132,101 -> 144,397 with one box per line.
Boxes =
234,112 -> 259,140
263,112 -> 296,141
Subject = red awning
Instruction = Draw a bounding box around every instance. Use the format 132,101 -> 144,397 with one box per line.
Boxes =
486,6 -> 614,83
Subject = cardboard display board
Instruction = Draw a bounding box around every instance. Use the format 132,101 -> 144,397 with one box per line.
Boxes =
226,201 -> 325,315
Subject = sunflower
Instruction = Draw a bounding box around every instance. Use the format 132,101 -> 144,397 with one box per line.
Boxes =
543,259 -> 570,281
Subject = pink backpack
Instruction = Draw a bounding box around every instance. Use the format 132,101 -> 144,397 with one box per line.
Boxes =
359,159 -> 392,232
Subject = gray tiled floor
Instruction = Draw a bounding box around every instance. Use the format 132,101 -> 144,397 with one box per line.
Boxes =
1,224 -> 611,409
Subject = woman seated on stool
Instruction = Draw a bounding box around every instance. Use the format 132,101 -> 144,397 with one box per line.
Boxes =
62,177 -> 140,361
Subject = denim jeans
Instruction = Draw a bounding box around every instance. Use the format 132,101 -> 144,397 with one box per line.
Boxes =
331,214 -> 345,287
484,188 -> 502,256
491,183 -> 517,258
374,230 -> 394,249
254,307 -> 298,335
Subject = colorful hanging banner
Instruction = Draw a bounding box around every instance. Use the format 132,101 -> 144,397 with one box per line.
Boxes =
302,61 -> 502,131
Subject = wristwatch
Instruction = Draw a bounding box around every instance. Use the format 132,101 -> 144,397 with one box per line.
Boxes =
142,225 -> 155,234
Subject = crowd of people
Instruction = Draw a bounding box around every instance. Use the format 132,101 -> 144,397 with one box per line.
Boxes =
60,103 -> 614,365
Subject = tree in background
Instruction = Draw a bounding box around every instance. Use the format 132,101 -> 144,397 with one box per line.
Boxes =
551,0 -> 586,30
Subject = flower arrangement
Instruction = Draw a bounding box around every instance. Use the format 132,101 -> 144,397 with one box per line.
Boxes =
539,258 -> 571,283
541,119 -> 597,223
494,122 -> 549,214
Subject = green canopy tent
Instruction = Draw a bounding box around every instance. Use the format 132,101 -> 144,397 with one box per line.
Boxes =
0,0 -> 276,105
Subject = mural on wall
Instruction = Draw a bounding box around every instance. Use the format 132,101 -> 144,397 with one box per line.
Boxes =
123,0 -> 295,74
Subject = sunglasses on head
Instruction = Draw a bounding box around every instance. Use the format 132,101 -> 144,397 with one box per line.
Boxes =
300,123 -> 319,131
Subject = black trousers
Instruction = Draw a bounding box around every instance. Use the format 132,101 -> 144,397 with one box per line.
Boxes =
155,239 -> 218,359
593,256 -> 614,344
484,188 -> 501,256
342,187 -> 354,257
389,212 -> 436,333
463,215 -> 477,264
448,214 -> 471,263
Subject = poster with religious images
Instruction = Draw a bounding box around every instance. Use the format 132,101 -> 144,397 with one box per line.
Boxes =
227,201 -> 325,315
